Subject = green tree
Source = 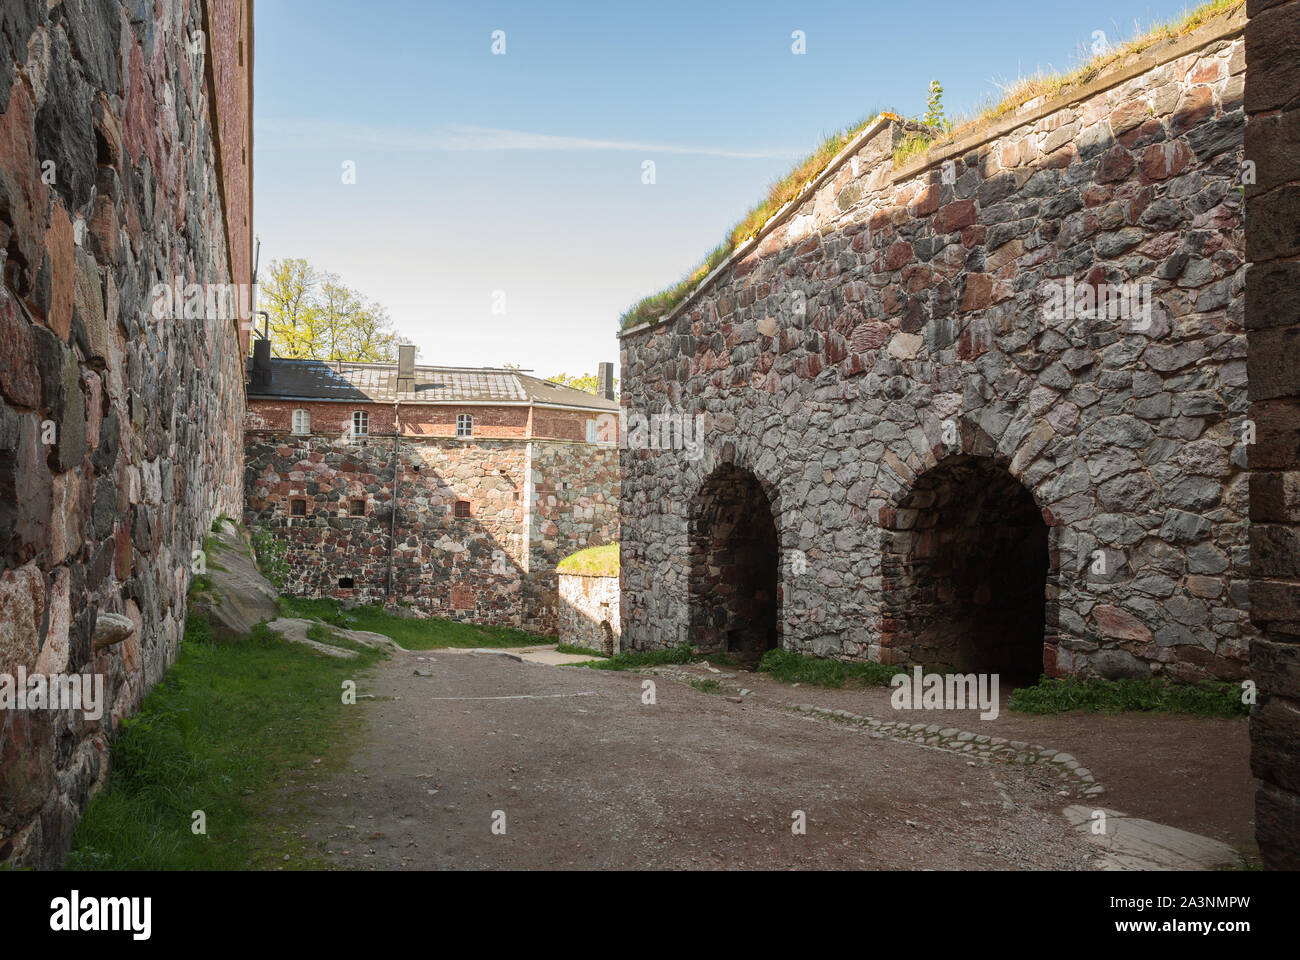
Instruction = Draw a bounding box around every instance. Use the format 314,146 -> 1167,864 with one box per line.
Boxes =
259,258 -> 407,362
548,371 -> 618,397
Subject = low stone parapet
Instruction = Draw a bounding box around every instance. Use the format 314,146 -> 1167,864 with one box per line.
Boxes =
558,572 -> 621,655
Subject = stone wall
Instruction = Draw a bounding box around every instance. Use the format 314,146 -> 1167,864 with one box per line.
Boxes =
0,0 -> 252,867
244,431 -> 619,634
558,572 -> 621,654
524,439 -> 621,632
1244,0 -> 1300,871
619,12 -> 1252,684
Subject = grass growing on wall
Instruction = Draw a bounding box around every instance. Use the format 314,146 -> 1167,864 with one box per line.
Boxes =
892,133 -> 935,167
556,543 -> 620,577
916,0 -> 1244,162
250,525 -> 289,591
277,596 -> 551,650
619,112 -> 888,330
65,616 -> 384,870
618,0 -> 1243,333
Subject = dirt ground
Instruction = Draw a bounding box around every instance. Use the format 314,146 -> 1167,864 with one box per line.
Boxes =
284,647 -> 1258,870
696,665 -> 1255,850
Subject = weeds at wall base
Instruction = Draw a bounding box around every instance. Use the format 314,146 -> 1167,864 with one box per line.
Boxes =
1008,674 -> 1248,717
64,611 -> 385,870
756,651 -> 1247,718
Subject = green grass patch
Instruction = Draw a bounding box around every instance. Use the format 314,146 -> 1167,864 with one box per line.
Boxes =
1008,675 -> 1248,718
701,651 -> 743,668
556,543 -> 619,577
250,526 -> 290,591
571,642 -> 698,671
304,622 -> 374,656
688,678 -> 721,694
277,596 -> 551,650
555,642 -> 609,659
756,648 -> 902,688
65,617 -> 384,870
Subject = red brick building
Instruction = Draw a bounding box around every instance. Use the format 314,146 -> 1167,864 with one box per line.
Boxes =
243,344 -> 619,633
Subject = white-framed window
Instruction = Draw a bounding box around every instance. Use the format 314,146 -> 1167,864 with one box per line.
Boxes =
352,411 -> 369,437
457,414 -> 473,438
292,409 -> 310,435
585,419 -> 597,443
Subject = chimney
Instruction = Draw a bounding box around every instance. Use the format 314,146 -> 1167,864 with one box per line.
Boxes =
397,344 -> 416,393
597,362 -> 616,401
252,337 -> 272,391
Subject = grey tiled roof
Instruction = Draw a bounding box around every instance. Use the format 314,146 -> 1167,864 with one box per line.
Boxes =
246,358 -> 618,411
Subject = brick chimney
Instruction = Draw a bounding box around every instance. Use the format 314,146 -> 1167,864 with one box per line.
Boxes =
251,337 -> 272,391
598,362 -> 616,401
397,344 -> 416,392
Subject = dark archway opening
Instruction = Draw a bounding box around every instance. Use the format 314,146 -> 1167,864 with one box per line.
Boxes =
881,456 -> 1049,684
689,465 -> 780,666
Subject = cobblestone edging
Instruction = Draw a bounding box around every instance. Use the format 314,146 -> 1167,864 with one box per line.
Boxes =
651,666 -> 1105,799
790,703 -> 1105,799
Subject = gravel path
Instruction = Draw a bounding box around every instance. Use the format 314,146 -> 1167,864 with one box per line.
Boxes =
661,662 -> 1254,849
294,650 -> 1101,870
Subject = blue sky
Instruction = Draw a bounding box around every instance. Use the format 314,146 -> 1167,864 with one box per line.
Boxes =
254,0 -> 1212,378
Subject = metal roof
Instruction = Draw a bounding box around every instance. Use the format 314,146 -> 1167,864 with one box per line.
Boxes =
246,357 -> 618,411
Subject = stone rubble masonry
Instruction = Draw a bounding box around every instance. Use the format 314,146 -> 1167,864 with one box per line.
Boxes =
524,439 -> 620,632
1244,0 -> 1300,870
0,1 -> 252,868
619,15 -> 1252,687
558,573 -> 621,654
243,415 -> 619,636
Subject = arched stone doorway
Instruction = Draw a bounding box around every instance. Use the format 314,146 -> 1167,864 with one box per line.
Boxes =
881,456 -> 1050,683
689,465 -> 780,664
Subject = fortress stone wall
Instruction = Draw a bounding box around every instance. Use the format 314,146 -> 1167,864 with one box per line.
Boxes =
619,11 -> 1252,683
0,0 -> 253,868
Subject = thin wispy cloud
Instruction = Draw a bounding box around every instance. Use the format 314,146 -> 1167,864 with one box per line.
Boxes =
259,119 -> 800,160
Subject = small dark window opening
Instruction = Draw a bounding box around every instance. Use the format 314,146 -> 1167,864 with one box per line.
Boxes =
290,499 -> 306,517
338,577 -> 355,589
349,499 -> 365,516
454,500 -> 471,518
